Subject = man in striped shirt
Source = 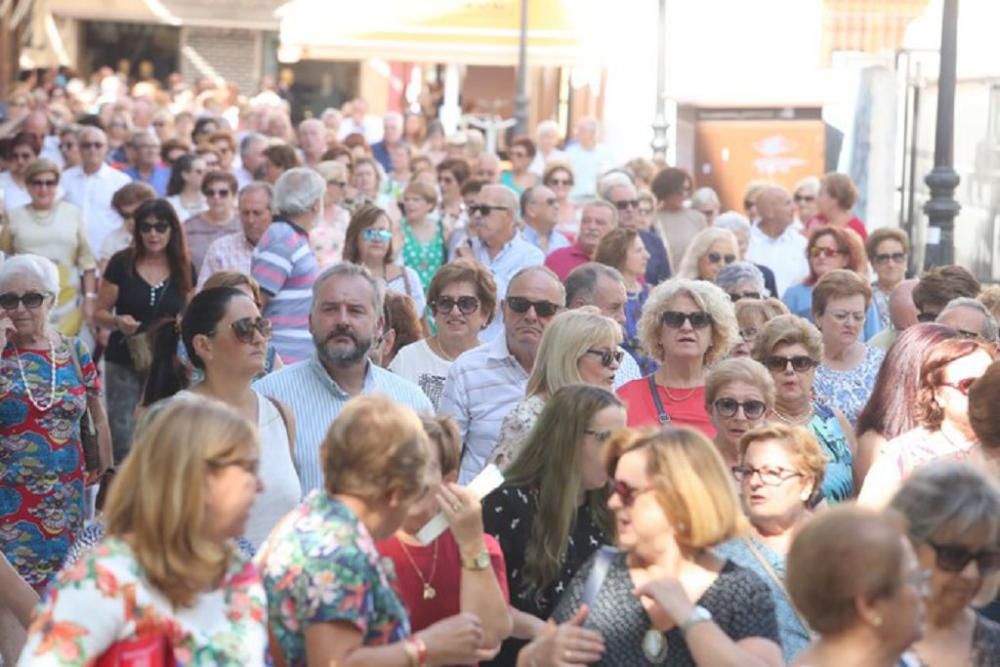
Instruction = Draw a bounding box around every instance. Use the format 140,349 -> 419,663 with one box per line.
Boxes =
252,168 -> 322,363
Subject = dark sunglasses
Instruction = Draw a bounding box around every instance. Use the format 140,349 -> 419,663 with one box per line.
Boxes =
361,228 -> 392,243
706,252 -> 736,265
205,189 -> 231,198
927,540 -> 1000,574
468,204 -> 509,216
138,221 -> 170,234
793,194 -> 816,203
79,141 -> 104,150
611,479 -> 653,507
764,355 -> 817,372
916,311 -> 940,323
660,310 -> 712,329
585,348 -> 624,368
729,291 -> 761,302
874,252 -> 906,265
29,179 -> 58,188
229,316 -> 272,343
940,377 -> 977,395
713,398 -> 767,420
0,291 -> 47,310
810,246 -> 847,259
548,178 -> 572,187
506,296 -> 560,318
432,295 -> 480,315
327,180 -> 347,188
613,199 -> 639,211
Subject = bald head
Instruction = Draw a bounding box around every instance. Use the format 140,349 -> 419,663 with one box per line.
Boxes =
297,118 -> 327,160
756,185 -> 794,231
889,278 -> 919,330
477,153 -> 501,184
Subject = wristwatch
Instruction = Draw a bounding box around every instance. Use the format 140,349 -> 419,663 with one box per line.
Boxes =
461,550 -> 491,571
679,605 -> 712,635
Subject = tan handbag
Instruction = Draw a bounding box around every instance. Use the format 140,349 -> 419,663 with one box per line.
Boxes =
125,333 -> 153,372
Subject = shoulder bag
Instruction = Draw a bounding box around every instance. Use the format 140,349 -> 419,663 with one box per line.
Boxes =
646,374 -> 672,425
741,536 -> 816,641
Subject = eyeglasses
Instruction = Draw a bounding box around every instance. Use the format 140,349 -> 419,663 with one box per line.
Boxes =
874,252 -> 906,265
229,316 -> 272,343
138,221 -> 170,234
585,429 -> 613,443
361,228 -> 392,243
916,310 -> 940,323
584,348 -> 624,368
205,189 -> 231,198
660,310 -> 712,329
548,178 -> 572,187
731,465 -> 803,486
713,398 -> 767,420
826,310 -> 866,324
0,291 -> 47,310
431,295 -> 480,315
940,377 -> 977,395
926,540 -> 1000,574
79,142 -> 104,150
468,204 -> 510,217
506,296 -> 560,318
729,291 -> 761,302
327,180 -> 347,188
706,252 -> 736,265
638,207 -> 654,216
739,327 -> 759,342
613,199 -> 639,211
793,194 -> 816,203
59,143 -> 77,152
611,479 -> 654,507
764,355 -> 817,373
28,179 -> 58,188
810,246 -> 847,259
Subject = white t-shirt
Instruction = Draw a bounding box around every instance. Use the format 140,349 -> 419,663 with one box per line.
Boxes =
388,338 -> 452,410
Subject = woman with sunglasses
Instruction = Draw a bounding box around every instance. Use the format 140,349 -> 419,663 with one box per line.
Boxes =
731,298 -> 789,357
0,158 -> 96,336
343,204 -> 426,318
704,357 -> 775,468
751,314 -> 857,503
500,136 -> 540,196
715,424 -> 827,663
309,160 -> 352,268
93,198 -> 195,462
482,385 -> 625,666
389,259 -> 496,410
142,286 -> 300,549
859,336 -> 996,507
550,427 -> 783,667
616,278 -> 738,434
890,463 -> 1000,666
865,228 -> 910,331
675,227 -> 740,282
489,308 -> 624,469
0,132 -> 41,211
543,161 -> 579,238
99,182 -> 157,271
183,170 -> 240,272
164,154 -> 208,223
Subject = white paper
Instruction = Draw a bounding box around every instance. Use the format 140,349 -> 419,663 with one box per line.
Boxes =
415,464 -> 504,545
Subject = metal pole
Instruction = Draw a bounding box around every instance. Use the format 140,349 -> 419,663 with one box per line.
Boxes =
923,0 -> 961,268
650,0 -> 669,160
513,0 -> 529,136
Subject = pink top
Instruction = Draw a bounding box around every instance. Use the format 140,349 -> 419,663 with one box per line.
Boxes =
544,242 -> 591,281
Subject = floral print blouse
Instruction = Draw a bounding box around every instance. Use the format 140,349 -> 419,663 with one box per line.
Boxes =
18,536 -> 267,666
257,491 -> 410,667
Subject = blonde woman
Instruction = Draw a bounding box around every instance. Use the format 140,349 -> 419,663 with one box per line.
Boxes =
704,357 -> 775,468
675,227 -> 740,282
488,307 -> 623,469
19,398 -> 269,664
309,160 -> 353,268
732,298 -> 789,357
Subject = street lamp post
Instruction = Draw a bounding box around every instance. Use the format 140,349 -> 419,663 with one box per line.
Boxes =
650,0 -> 669,160
513,0 -> 529,136
923,0 -> 961,268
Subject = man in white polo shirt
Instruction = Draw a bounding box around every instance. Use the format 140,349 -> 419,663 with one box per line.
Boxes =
61,126 -> 131,254
747,185 -> 808,298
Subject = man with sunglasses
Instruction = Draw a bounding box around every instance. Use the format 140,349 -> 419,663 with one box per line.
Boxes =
747,186 -> 809,298
520,185 -> 570,255
936,297 -> 999,344
440,266 -> 565,484
61,126 -> 131,254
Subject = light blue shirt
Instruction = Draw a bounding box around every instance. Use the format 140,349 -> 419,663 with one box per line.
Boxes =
781,283 -> 883,341
473,232 -> 545,342
254,356 -> 433,493
521,224 -> 572,255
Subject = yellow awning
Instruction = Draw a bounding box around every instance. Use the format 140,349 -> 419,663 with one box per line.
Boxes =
275,0 -> 586,66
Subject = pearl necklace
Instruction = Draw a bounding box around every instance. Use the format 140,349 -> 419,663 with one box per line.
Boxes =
14,339 -> 57,411
774,404 -> 814,425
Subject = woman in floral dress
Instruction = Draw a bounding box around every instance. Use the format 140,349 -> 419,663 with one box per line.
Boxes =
18,397 -> 268,665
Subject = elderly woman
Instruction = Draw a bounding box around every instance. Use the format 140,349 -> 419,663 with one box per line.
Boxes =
20,398 -> 269,664
786,506 -> 927,667
690,186 -> 721,225
806,172 -> 867,240
676,227 -> 740,282
501,136 -> 540,195
890,463 -> 1000,666
715,211 -> 779,298
865,227 -> 910,330
752,314 -> 856,502
489,308 -> 623,468
550,427 -> 784,666
0,254 -> 111,592
716,424 -> 827,663
484,386 -> 626,665
390,259 -> 496,410
351,155 -> 398,216
595,227 -> 655,374
401,179 -> 447,290
309,160 -> 352,268
717,261 -> 766,303
544,161 -> 579,237
259,395 -> 488,667
616,278 -> 738,434
436,157 -> 470,232
792,176 -> 820,229
732,297 -> 789,357
859,335 -> 996,507
0,132 -> 41,212
811,269 -> 886,425
0,158 -> 97,335
705,357 -> 775,468
164,154 -> 208,222
184,170 -> 240,272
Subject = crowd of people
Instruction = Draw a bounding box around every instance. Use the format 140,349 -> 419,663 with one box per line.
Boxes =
0,69 -> 999,667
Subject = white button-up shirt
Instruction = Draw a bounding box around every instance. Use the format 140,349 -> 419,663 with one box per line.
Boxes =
747,223 -> 809,298
61,163 -> 131,254
473,232 -> 545,342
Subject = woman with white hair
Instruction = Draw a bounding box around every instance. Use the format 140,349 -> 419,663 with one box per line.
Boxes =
0,254 -> 111,594
676,227 -> 740,282
690,187 -> 721,225
717,262 -> 767,303
715,211 -> 779,296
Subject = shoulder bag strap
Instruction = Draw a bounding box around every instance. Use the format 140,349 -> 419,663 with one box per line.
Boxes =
647,374 -> 671,425
581,545 -> 617,608
264,394 -> 295,464
741,536 -> 817,640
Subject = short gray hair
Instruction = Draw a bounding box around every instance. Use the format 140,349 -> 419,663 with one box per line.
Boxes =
482,184 -> 518,212
273,167 -> 325,218
714,210 -> 752,234
579,198 -> 619,226
506,265 -> 566,305
238,181 -> 273,206
239,132 -> 268,156
937,297 -> 1000,341
313,262 -> 385,316
690,187 -> 720,209
565,263 -> 624,307
716,262 -> 765,294
597,171 -> 635,201
0,254 -> 59,295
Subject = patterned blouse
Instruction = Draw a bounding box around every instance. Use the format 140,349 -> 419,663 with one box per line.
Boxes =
257,491 -> 410,667
488,394 -> 546,470
19,537 -> 267,665
807,401 -> 855,503
814,345 -> 885,426
401,218 -> 446,290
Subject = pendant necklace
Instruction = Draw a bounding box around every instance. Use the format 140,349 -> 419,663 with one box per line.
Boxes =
14,338 -> 57,411
399,539 -> 439,600
641,628 -> 669,663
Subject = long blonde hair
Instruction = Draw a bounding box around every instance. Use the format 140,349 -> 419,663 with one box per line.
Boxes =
524,307 -> 622,398
104,397 -> 259,608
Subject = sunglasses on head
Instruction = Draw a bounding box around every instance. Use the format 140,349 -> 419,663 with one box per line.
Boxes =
810,246 -> 847,259
361,228 -> 392,243
764,355 -> 817,372
0,291 -> 47,310
584,348 -> 624,368
138,221 -> 170,234
506,296 -> 560,318
611,479 -> 653,507
713,398 -> 767,420
431,295 -> 480,315
940,377 -> 977,395
706,252 -> 736,265
229,316 -> 272,343
729,291 -> 761,302
660,310 -> 712,329
927,540 -> 1000,574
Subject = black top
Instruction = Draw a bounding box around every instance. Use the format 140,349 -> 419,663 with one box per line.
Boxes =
552,549 -> 780,666
755,263 -> 779,299
973,615 -> 1000,666
103,250 -> 194,368
481,484 -> 611,667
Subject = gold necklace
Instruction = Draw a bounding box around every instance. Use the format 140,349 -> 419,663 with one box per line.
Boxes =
429,337 -> 456,362
663,385 -> 698,402
398,538 -> 439,600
